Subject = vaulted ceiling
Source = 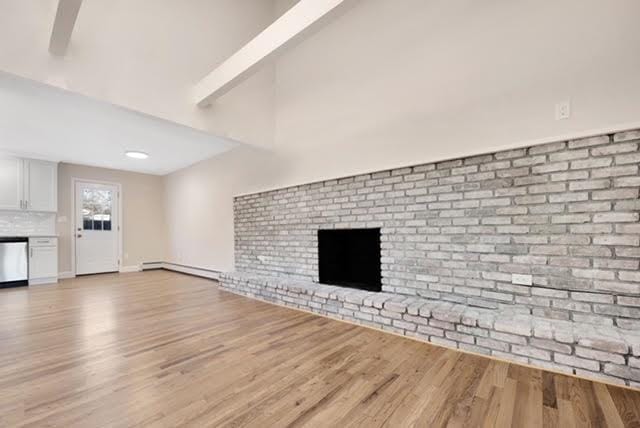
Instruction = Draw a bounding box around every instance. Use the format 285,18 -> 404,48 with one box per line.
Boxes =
1,0 -> 639,176
0,0 -> 284,173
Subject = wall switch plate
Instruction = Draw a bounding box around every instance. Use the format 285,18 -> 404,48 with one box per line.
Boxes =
555,100 -> 571,120
512,274 -> 533,286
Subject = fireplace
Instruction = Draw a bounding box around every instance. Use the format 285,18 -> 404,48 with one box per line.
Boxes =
318,228 -> 381,292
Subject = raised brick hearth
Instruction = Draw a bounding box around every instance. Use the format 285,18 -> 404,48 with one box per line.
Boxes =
221,272 -> 640,387
226,128 -> 640,387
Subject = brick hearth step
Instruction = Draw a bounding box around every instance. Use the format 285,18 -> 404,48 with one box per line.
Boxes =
220,271 -> 640,389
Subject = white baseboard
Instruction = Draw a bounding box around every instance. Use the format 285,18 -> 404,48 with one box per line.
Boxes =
149,262 -> 221,280
119,265 -> 141,273
30,277 -> 58,286
58,271 -> 75,279
59,263 -> 212,279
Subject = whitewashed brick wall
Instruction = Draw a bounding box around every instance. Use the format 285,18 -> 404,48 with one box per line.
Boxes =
234,129 -> 640,330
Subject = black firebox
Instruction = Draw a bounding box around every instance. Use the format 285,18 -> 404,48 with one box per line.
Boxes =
318,228 -> 381,292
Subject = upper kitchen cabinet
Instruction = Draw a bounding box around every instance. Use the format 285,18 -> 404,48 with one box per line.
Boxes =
25,159 -> 58,212
0,156 -> 24,210
0,156 -> 57,213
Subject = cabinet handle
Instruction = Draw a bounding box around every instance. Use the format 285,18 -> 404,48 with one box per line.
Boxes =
30,248 -> 33,258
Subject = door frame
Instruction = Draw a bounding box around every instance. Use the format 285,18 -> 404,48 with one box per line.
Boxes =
70,177 -> 123,276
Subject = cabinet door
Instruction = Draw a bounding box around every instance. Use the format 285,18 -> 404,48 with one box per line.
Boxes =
29,246 -> 58,280
0,157 -> 23,210
25,160 -> 57,212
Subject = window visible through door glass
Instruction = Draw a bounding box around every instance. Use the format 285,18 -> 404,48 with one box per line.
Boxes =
82,189 -> 113,231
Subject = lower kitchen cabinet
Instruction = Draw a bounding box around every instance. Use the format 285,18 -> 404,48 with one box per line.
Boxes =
29,237 -> 58,285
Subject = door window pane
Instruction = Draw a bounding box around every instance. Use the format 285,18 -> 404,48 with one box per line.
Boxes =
82,189 -> 113,232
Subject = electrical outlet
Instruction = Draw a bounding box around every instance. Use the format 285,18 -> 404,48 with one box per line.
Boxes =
555,100 -> 571,120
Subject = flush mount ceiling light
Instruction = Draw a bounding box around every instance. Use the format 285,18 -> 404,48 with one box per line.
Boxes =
125,150 -> 149,159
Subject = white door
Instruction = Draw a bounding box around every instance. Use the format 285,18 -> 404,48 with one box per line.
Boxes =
75,181 -> 120,275
0,157 -> 24,210
25,160 -> 58,212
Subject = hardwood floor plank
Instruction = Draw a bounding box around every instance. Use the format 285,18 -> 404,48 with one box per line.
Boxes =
569,377 -> 607,427
558,399 -> 577,428
495,378 -> 517,427
608,385 -> 640,427
1,270 -> 639,427
594,382 -> 625,428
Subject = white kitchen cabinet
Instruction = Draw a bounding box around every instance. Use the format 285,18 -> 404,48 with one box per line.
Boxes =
29,237 -> 58,285
0,156 -> 23,210
25,159 -> 58,212
0,157 -> 57,213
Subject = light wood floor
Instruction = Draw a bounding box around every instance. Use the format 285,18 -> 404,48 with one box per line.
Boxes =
1,271 -> 639,427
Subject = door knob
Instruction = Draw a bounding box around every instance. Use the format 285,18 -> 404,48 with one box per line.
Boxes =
77,234 -> 82,238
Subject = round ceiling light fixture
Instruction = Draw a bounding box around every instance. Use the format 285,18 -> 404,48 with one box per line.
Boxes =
125,150 -> 149,159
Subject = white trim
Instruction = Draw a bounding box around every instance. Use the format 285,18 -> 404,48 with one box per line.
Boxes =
49,0 -> 83,56
234,120 -> 640,198
70,177 -> 123,276
193,0 -> 349,106
58,271 -> 75,279
119,265 -> 141,273
29,277 -> 58,286
154,262 -> 221,280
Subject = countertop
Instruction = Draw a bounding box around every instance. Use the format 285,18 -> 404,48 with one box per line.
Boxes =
0,234 -> 58,238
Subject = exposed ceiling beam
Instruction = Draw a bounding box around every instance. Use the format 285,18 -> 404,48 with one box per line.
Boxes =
193,0 -> 349,107
49,0 -> 83,56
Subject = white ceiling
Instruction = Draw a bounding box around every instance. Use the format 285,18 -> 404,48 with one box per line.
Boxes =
0,72 -> 236,175
0,0 -> 277,151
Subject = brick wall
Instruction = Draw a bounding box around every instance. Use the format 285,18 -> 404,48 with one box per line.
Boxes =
234,129 -> 640,330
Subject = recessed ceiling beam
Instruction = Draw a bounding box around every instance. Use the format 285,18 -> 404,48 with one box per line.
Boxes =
49,0 -> 83,56
193,0 -> 349,107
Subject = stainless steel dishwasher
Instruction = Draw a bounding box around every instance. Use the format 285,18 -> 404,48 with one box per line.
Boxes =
0,237 -> 28,288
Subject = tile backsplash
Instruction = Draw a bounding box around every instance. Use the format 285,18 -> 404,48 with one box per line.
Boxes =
0,211 -> 56,236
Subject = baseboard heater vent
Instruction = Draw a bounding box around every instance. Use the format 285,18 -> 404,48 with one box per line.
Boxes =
142,262 -> 221,281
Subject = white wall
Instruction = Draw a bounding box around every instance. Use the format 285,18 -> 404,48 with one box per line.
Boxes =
163,0 -> 640,271
271,0 -> 640,183
163,145 -> 286,271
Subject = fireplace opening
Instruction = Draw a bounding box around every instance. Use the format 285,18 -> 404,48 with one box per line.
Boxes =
318,228 -> 381,292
